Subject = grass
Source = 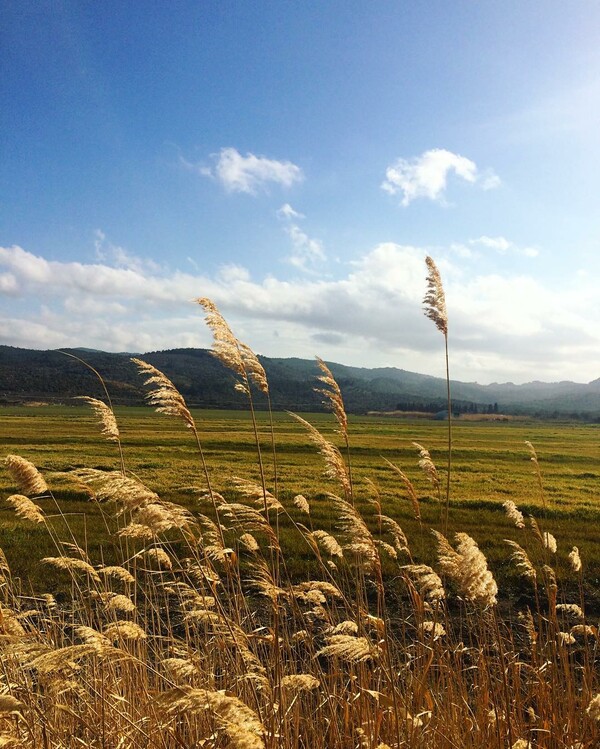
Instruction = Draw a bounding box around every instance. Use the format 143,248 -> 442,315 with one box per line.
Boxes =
0,296 -> 599,747
1,406 -> 599,601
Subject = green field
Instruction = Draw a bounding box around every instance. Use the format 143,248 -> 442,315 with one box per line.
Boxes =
1,404 -> 599,603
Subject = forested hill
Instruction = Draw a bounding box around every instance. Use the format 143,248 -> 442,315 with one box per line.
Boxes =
1,345 -> 599,418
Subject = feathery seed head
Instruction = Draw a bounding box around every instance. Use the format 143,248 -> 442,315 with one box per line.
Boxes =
311,530 -> 344,558
4,455 -> 48,496
423,256 -> 448,336
434,531 -> 497,607
197,297 -> 269,394
379,515 -> 410,555
42,556 -> 100,582
0,695 -> 25,715
162,657 -> 197,683
6,494 -> 45,524
239,533 -> 259,552
587,694 -> 600,721
570,624 -> 596,639
290,413 -> 351,497
293,494 -> 310,514
420,621 -> 446,640
281,674 -> 320,694
157,687 -> 265,748
503,500 -> 525,529
543,531 -> 557,554
505,540 -> 537,582
402,564 -> 446,603
316,634 -> 380,663
197,298 -> 245,376
525,440 -> 539,465
569,546 -> 582,573
412,442 -> 440,493
143,547 -> 173,569
518,608 -> 537,645
103,621 -> 147,641
557,631 -> 576,646
315,357 -> 348,438
542,564 -> 557,595
77,396 -> 120,441
97,565 -> 135,585
556,603 -> 584,621
132,358 -> 195,429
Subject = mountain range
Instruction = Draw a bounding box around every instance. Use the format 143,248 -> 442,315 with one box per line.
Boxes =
1,345 -> 599,418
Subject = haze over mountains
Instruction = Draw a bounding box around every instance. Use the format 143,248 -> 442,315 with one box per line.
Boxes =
1,345 -> 599,419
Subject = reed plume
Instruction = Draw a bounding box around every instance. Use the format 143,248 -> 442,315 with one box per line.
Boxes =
293,494 -> 310,514
402,564 -> 446,603
434,531 -> 497,607
157,687 -> 266,749
316,634 -> 380,663
525,440 -> 546,510
289,413 -> 351,499
197,298 -> 274,512
505,540 -> 537,582
586,694 -> 600,721
4,454 -> 48,496
568,546 -> 582,573
503,500 -> 525,529
5,494 -> 45,524
412,442 -> 440,499
196,298 -> 268,395
423,256 -> 448,335
315,357 -> 347,438
132,358 -> 195,429
77,396 -> 120,442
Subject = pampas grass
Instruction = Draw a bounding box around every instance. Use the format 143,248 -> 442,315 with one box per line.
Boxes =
0,292 -> 598,749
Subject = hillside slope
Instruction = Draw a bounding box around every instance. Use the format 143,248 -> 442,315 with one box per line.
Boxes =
1,345 -> 599,417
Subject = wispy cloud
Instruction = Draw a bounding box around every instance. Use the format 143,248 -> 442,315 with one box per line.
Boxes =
1,242 -> 598,384
276,204 -> 325,272
470,236 -> 539,258
94,229 -> 162,273
284,225 -> 326,271
382,148 -> 501,206
197,147 -> 303,195
277,203 -> 304,220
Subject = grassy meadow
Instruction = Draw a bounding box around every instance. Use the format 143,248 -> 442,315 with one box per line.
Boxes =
1,405 -> 598,598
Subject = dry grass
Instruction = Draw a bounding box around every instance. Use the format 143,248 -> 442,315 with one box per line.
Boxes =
0,296 -> 598,748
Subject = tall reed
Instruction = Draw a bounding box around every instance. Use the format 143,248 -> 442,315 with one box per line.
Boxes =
423,256 -> 451,532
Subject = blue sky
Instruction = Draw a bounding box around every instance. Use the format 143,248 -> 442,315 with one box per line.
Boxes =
2,1 -> 600,384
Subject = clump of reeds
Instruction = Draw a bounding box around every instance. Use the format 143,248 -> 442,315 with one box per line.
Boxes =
0,300 -> 597,749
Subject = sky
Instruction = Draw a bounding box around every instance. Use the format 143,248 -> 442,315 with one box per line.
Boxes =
2,1 -> 600,385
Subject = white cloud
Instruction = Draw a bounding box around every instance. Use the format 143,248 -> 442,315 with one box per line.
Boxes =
285,225 -> 325,272
481,172 -> 502,191
277,203 -> 325,271
0,272 -> 18,294
1,242 -> 598,384
470,236 -> 539,257
277,203 -> 304,220
200,147 -> 303,195
382,148 -> 500,206
94,229 -> 162,274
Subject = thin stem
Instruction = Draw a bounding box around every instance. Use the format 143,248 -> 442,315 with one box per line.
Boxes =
444,332 -> 452,533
